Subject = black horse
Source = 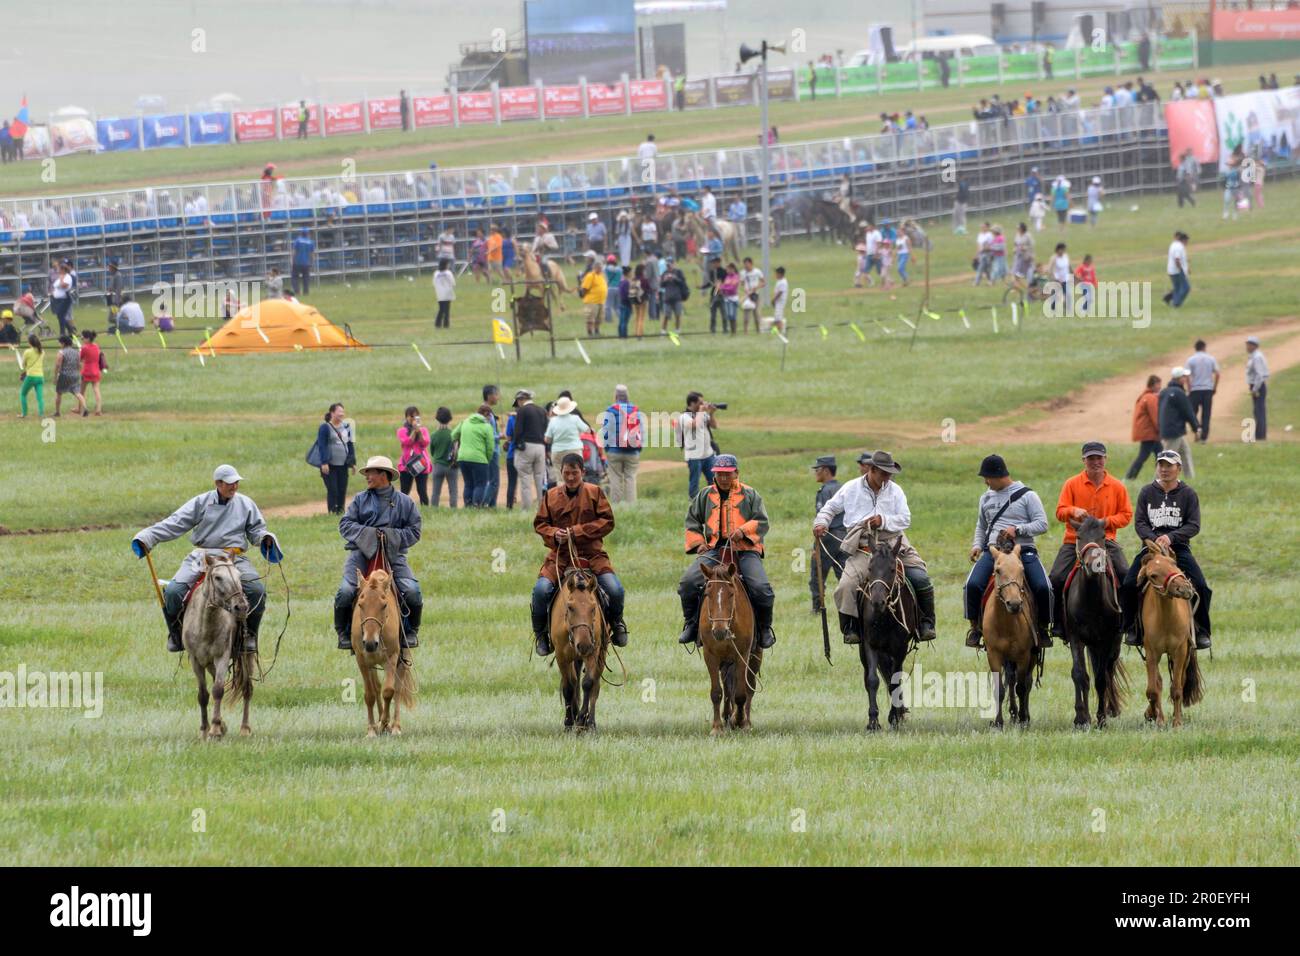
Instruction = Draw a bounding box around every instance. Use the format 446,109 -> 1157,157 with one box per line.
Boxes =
1063,516 -> 1129,728
787,192 -> 862,244
856,534 -> 918,731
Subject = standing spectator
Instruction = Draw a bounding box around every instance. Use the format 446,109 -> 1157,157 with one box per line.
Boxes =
1029,192 -> 1047,232
1246,336 -> 1269,441
451,404 -> 496,507
808,455 -> 845,612
50,261 -> 75,337
399,90 -> 411,131
265,266 -> 284,299
291,227 -> 315,295
17,334 -> 45,418
1050,242 -> 1071,286
644,251 -> 661,328
973,223 -> 994,286
1176,149 -> 1200,207
1051,176 -> 1070,230
639,215 -> 659,257
939,53 -> 952,88
989,224 -> 1007,282
1126,375 -> 1163,479
660,257 -> 688,332
1012,222 -> 1034,279
615,210 -> 634,266
481,385 -> 503,508
771,265 -> 789,332
1074,254 -> 1097,315
296,100 -> 309,140
863,222 -> 883,285
1185,340 -> 1220,442
1025,167 -> 1042,209
500,227 -> 517,280
895,230 -> 911,286
953,178 -> 970,235
504,402 -> 519,509
586,213 -> 606,256
1159,368 -> 1199,477
436,226 -> 456,264
740,256 -> 765,333
512,389 -> 548,508
721,262 -> 741,334
1042,46 -> 1053,79
702,256 -> 726,333
601,384 -> 643,504
1163,231 -> 1190,308
727,195 -> 748,249
312,402 -> 356,515
0,310 -> 16,346
433,258 -> 455,328
545,395 -> 585,488
637,133 -> 658,168
469,228 -> 489,282
104,261 -> 123,332
1086,177 -> 1104,227
397,406 -> 432,506
808,62 -> 818,100
486,225 -> 504,280
629,263 -> 648,338
677,391 -> 717,498
616,265 -> 633,338
602,254 -> 622,332
0,121 -> 11,163
429,406 -> 459,508
52,335 -> 86,418
1138,34 -> 1151,72
78,329 -> 104,416
578,260 -> 607,336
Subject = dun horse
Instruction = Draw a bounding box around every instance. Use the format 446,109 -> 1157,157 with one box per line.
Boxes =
550,567 -> 608,732
1062,517 -> 1129,728
981,540 -> 1043,728
183,552 -> 255,739
1138,541 -> 1204,727
352,568 -> 417,737
856,534 -> 916,731
699,561 -> 763,735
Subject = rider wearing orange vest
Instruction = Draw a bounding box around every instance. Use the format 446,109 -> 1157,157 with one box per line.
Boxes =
677,454 -> 776,649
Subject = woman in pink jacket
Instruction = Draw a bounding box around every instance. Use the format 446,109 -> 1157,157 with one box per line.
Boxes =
397,405 -> 432,505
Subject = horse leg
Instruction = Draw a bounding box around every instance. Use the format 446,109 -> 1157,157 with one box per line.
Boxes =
389,655 -> 404,736
560,659 -> 578,731
705,652 -> 724,735
1145,646 -> 1163,725
193,658 -> 210,739
733,648 -> 752,731
883,652 -> 906,727
577,658 -> 597,734
209,658 -> 228,738
1089,644 -> 1109,728
862,642 -> 881,732
1016,662 -> 1032,725
361,663 -> 379,738
1170,643 -> 1186,728
986,647 -> 1006,728
720,659 -> 735,729
1070,639 -> 1091,728
1006,660 -> 1019,723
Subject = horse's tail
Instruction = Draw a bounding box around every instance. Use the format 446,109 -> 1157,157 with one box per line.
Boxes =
1104,650 -> 1130,718
396,656 -> 418,710
1180,645 -> 1205,707
225,649 -> 256,705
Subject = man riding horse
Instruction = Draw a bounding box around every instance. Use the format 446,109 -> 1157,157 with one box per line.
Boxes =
677,454 -> 776,649
531,452 -> 629,657
1048,441 -> 1132,641
1121,448 -> 1213,650
333,456 -> 423,651
814,449 -> 937,644
132,464 -> 283,653
964,454 -> 1053,649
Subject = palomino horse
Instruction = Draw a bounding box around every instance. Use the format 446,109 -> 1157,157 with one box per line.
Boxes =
982,539 -> 1044,728
550,566 -> 608,732
182,552 -> 255,739
352,568 -> 417,737
684,212 -> 743,264
699,560 -> 763,735
518,246 -> 571,311
1137,541 -> 1204,727
856,533 -> 917,731
1063,517 -> 1129,728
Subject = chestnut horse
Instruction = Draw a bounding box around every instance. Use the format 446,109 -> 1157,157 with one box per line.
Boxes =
1138,541 -> 1204,727
698,561 -> 763,735
981,540 -> 1043,728
551,567 -> 608,732
182,552 -> 255,739
352,568 -> 417,737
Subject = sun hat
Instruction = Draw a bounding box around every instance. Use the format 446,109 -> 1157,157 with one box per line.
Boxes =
360,456 -> 398,479
863,450 -> 902,474
552,396 -> 577,416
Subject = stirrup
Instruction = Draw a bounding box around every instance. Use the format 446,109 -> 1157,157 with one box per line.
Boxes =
1123,630 -> 1142,647
535,634 -> 553,656
610,622 -> 628,647
965,627 -> 983,649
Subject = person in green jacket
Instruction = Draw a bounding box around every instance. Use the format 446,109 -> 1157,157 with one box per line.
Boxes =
451,404 -> 497,507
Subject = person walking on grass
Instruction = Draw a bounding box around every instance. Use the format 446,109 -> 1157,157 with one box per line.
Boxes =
1246,335 -> 1269,441
433,258 -> 455,328
740,256 -> 764,333
17,333 -> 46,418
1051,176 -> 1070,230
1087,177 -> 1104,227
79,329 -> 104,416
1163,231 -> 1190,308
52,335 -> 86,418
1159,368 -> 1199,478
603,254 -> 622,332
397,406 -> 432,506
1185,339 -> 1219,442
1126,375 -> 1163,479
428,406 -> 459,508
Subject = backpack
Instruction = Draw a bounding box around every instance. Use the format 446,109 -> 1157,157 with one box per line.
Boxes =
580,432 -> 605,476
618,404 -> 643,450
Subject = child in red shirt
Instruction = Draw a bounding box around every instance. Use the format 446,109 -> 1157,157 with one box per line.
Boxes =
1074,254 -> 1097,314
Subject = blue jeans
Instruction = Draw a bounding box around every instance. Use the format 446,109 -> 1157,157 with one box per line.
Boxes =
723,299 -> 738,333
964,545 -> 1052,631
1169,272 -> 1190,307
618,302 -> 631,338
531,572 -> 625,635
687,456 -> 715,498
485,447 -> 501,508
458,461 -> 491,506
897,253 -> 910,282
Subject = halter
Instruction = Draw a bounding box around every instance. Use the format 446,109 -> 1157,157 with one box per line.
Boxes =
995,575 -> 1027,611
1072,537 -> 1121,614
705,572 -> 737,632
204,563 -> 248,618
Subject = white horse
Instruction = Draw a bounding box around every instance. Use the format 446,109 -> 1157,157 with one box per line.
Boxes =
182,552 -> 255,739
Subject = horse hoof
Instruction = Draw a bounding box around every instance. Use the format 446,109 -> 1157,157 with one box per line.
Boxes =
367,728 -> 377,738
390,725 -> 402,736
239,726 -> 252,737
710,726 -> 724,737
866,720 -> 881,732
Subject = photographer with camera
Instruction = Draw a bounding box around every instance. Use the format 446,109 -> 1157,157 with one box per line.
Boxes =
677,391 -> 724,498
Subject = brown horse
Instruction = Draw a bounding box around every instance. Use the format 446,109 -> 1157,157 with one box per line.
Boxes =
182,552 -> 255,739
698,562 -> 763,735
1138,542 -> 1204,727
518,246 -> 571,311
981,541 -> 1043,728
352,568 -> 417,737
684,211 -> 743,263
551,568 -> 608,732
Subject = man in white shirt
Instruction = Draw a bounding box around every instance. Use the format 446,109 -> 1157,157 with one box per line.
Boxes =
864,223 -> 883,285
739,257 -> 765,332
700,186 -> 717,224
813,449 -> 936,643
639,216 -> 659,256
636,134 -> 657,179
1184,339 -> 1220,441
676,391 -> 716,498
1163,230 -> 1190,307
1050,242 -> 1070,283
770,266 -> 789,333
116,294 -> 146,333
1245,336 -> 1269,440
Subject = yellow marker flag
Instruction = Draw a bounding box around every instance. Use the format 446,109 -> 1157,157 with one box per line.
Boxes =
1010,302 -> 1019,327
412,343 -> 432,371
897,313 -> 916,330
574,339 -> 591,364
114,329 -> 128,353
819,324 -> 829,339
491,317 -> 514,345
293,343 -> 304,351
959,310 -> 971,330
849,322 -> 865,341
668,331 -> 680,346
196,351 -> 205,367
157,330 -> 167,349
926,310 -> 942,321
991,307 -> 999,334
204,327 -> 216,357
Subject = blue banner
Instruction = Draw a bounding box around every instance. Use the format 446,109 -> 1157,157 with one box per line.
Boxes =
142,113 -> 186,149
187,111 -> 232,146
96,117 -> 141,152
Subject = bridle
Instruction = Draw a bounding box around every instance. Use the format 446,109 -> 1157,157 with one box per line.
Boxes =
1074,537 -> 1121,613
704,573 -> 737,633
205,562 -> 248,618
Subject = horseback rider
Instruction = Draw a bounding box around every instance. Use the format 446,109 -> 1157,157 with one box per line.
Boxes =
814,449 -> 937,644
531,452 -> 629,657
677,454 -> 776,649
1121,449 -> 1212,650
131,464 -> 282,653
809,455 -> 845,613
1047,441 -> 1132,640
333,456 -> 423,651
963,454 -> 1053,649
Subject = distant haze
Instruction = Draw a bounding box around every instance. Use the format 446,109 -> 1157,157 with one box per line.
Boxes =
2,0 -> 910,115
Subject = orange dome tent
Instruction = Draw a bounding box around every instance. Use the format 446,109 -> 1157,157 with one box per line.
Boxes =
191,299 -> 366,354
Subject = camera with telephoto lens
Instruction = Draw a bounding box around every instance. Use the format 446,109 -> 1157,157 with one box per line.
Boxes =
711,402 -> 728,410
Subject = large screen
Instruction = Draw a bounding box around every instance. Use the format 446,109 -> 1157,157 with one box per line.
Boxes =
525,0 -> 637,85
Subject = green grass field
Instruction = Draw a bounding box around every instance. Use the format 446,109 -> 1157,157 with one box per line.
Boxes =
1,168 -> 1298,865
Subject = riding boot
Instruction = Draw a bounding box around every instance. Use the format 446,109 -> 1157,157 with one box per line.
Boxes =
534,627 -> 553,657
401,601 -> 421,649
241,621 -> 259,655
1194,625 -> 1211,651
334,604 -> 353,651
678,589 -> 701,645
839,611 -> 861,645
166,612 -> 184,653
609,618 -> 629,647
754,604 -> 776,650
915,586 -> 937,641
965,623 -> 982,649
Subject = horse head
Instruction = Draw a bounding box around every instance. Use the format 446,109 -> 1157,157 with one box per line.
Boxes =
1140,542 -> 1196,601
1074,516 -> 1109,576
202,553 -> 247,616
992,542 -> 1026,616
562,570 -> 601,658
354,568 -> 394,654
863,535 -> 903,618
702,563 -> 739,642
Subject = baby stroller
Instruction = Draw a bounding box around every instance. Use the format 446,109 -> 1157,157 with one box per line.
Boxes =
13,293 -> 52,339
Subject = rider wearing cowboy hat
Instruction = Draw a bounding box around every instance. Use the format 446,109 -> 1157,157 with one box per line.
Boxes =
677,454 -> 777,649
1120,448 -> 1212,650
131,464 -> 283,653
333,456 -> 423,651
813,450 -> 937,644
530,452 -> 629,657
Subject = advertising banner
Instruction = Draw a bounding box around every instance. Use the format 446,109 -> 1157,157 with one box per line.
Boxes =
681,78 -> 710,109
234,108 -> 277,142
629,78 -> 668,111
1164,98 -> 1219,168
141,113 -> 186,149
188,111 -> 232,146
323,101 -> 365,135
543,85 -> 583,118
367,97 -> 403,131
413,95 -> 454,128
96,117 -> 141,152
499,86 -> 541,121
1212,10 -> 1300,41
713,74 -> 755,107
457,90 -> 496,124
586,81 -> 626,116
1213,86 -> 1300,171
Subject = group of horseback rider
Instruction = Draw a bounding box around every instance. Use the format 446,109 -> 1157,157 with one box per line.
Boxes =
133,437 -> 1211,658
